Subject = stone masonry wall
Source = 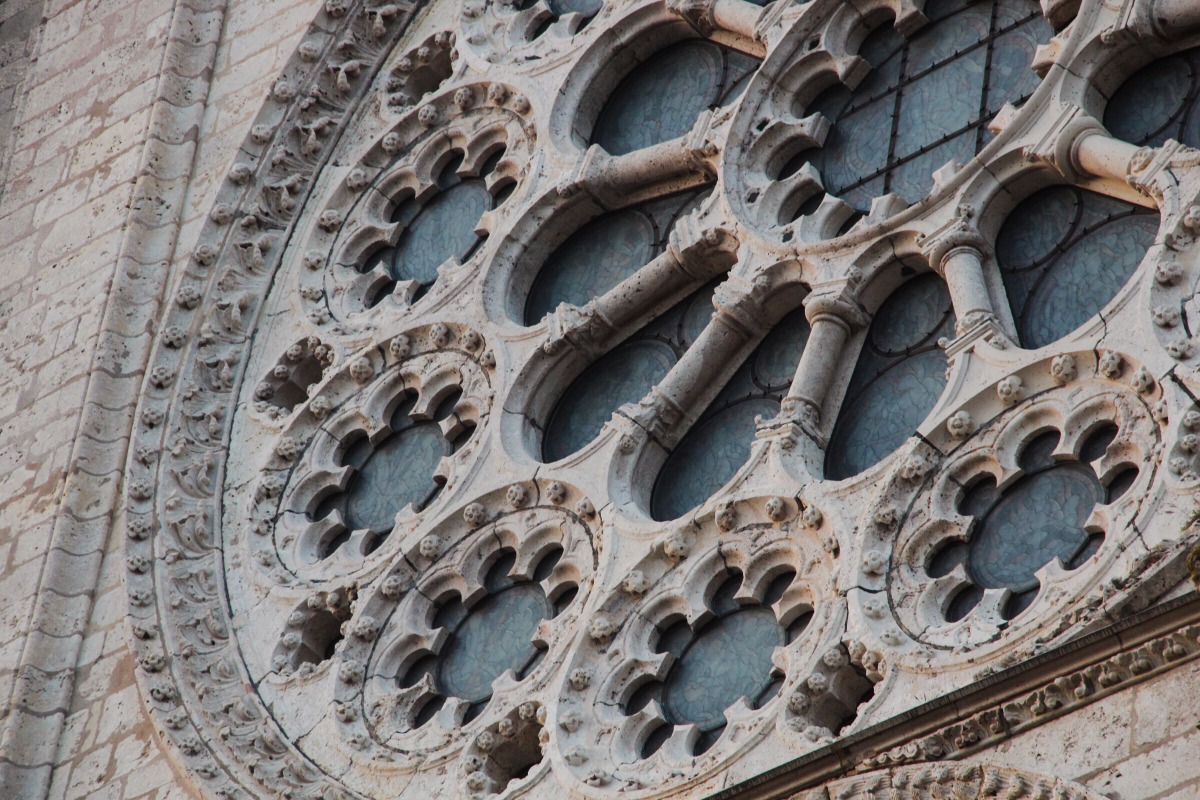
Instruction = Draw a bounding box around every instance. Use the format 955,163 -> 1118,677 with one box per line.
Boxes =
0,0 -> 45,195
967,660 -> 1200,800
0,0 -> 313,796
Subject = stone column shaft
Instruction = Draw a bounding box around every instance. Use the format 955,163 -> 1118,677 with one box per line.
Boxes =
942,246 -> 992,326
785,312 -> 852,421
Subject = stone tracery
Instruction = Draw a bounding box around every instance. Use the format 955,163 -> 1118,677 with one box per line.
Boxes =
119,0 -> 1200,798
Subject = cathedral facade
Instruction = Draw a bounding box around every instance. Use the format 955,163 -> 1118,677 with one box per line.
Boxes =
2,0 -> 1200,798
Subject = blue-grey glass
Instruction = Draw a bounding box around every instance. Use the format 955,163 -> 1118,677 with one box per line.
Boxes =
652,398 -> 778,521
869,275 -> 955,354
391,181 -> 490,284
888,131 -> 977,204
544,341 -> 676,462
542,283 -> 718,462
650,308 -> 810,519
807,0 -> 1050,213
1020,215 -> 1156,347
437,584 -> 551,703
344,423 -> 447,531
1105,56 -> 1195,147
994,186 -> 1077,269
592,41 -> 758,156
997,186 -> 1159,349
661,608 -> 783,730
986,12 -> 1049,113
524,189 -> 708,324
753,309 -> 811,389
547,0 -> 601,17
828,351 -> 949,478
967,466 -> 1101,591
826,275 -> 954,479
893,52 -> 985,159
524,211 -> 654,323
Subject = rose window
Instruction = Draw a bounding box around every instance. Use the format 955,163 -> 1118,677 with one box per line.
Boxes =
592,40 -> 759,155
125,0 -> 1196,796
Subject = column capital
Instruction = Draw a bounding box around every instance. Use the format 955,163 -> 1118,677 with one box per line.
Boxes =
802,278 -> 870,331
917,205 -> 989,274
667,0 -> 720,36
712,273 -> 774,337
1022,105 -> 1107,184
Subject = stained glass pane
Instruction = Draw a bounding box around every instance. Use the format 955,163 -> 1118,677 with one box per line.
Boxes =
344,423 -> 448,531
390,180 -> 490,285
803,0 -> 1051,213
826,274 -> 954,479
753,309 -> 811,389
524,189 -> 707,324
437,584 -> 551,703
960,450 -> 1099,594
524,211 -> 655,322
661,608 -> 783,730
542,283 -> 718,462
651,398 -> 778,520
593,41 -> 760,156
650,309 -> 810,519
545,341 -> 677,461
1105,53 -> 1199,147
997,186 -> 1158,349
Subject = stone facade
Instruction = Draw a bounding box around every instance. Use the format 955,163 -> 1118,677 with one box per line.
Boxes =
1,0 -> 1200,799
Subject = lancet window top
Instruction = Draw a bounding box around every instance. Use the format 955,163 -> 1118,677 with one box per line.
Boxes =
995,186 -> 1158,349
524,189 -> 709,324
802,0 -> 1051,213
543,281 -> 718,462
651,307 -> 810,520
825,274 -> 955,480
592,39 -> 759,156
1105,46 -> 1200,148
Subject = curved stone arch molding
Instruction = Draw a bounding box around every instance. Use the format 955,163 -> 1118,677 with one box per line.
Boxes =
549,501 -> 870,798
119,1 -> 474,797
304,83 -> 539,328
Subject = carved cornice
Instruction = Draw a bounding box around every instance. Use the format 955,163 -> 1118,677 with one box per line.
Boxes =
708,594 -> 1200,799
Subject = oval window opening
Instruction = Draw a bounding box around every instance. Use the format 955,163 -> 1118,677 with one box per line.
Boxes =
591,40 -> 760,156
995,185 -> 1158,349
825,274 -> 955,480
650,307 -> 810,520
